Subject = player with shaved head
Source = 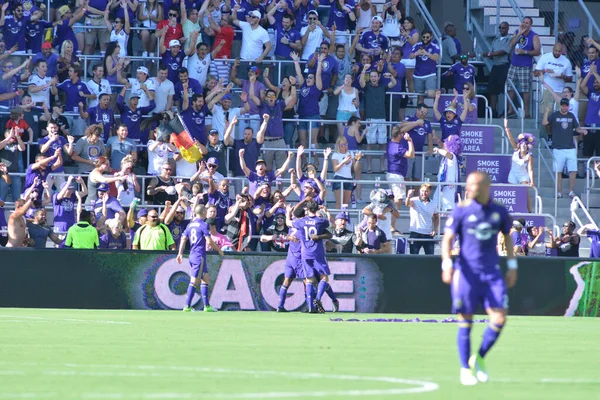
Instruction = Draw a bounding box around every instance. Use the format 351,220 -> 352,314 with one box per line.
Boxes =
441,171 -> 518,385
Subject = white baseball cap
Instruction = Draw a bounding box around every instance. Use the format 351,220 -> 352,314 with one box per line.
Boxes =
137,66 -> 149,75
249,10 -> 261,19
372,16 -> 383,23
169,39 -> 181,48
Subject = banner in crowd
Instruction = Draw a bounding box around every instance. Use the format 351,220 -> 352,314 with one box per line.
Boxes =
465,154 -> 511,183
0,250 -> 597,316
491,185 -> 529,213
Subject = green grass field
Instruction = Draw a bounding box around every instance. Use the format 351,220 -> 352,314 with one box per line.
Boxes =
0,309 -> 598,400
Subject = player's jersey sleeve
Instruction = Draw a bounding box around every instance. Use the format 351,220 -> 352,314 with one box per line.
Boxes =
499,206 -> 512,235
201,223 -> 211,238
445,206 -> 462,235
317,218 -> 330,233
292,219 -> 302,231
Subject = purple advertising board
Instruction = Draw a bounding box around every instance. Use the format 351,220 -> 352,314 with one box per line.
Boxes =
491,185 -> 529,213
465,154 -> 511,183
459,125 -> 495,153
436,95 -> 478,123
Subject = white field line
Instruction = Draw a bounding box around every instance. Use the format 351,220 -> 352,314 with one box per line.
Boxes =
0,315 -> 131,325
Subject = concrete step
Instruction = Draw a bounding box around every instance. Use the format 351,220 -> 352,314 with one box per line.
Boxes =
485,24 -> 550,37
483,7 -> 539,17
472,0 -> 534,8
487,16 -> 545,26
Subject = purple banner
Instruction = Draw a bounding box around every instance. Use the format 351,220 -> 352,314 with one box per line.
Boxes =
436,95 -> 478,123
465,155 -> 511,183
491,185 -> 529,213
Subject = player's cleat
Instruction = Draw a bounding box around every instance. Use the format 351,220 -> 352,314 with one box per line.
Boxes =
276,307 -> 288,312
469,354 -> 489,383
332,300 -> 340,313
460,368 -> 478,386
182,306 -> 193,312
203,306 -> 217,312
313,299 -> 325,313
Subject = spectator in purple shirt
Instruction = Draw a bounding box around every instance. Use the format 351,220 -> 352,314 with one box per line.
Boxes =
433,90 -> 469,143
239,141 -> 293,196
208,179 -> 234,232
80,93 -> 115,141
356,16 -> 389,61
267,5 -> 301,79
99,218 -> 130,249
53,176 -> 88,234
387,126 -> 414,230
94,183 -> 126,222
509,218 -> 527,255
578,224 -> 600,258
409,28 -> 440,104
443,54 -> 476,93
0,3 -> 41,51
355,214 -> 391,254
52,5 -> 86,53
230,62 -> 266,139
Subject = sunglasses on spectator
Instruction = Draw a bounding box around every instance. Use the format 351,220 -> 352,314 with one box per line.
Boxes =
149,215 -> 159,219
249,15 -> 259,19
162,167 -> 172,171
207,164 -> 217,168
168,13 -> 177,17
4,65 -> 13,69
115,19 -> 123,23
176,211 -> 185,214
308,17 -> 317,20
422,36 -> 431,40
463,86 -> 470,90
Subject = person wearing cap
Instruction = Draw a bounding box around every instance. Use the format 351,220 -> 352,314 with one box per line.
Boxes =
0,3 -> 42,52
232,6 -> 271,66
260,208 -> 290,252
535,42 -> 573,118
187,38 -> 226,86
239,138 -> 293,197
31,42 -> 59,78
52,175 -> 88,234
116,84 -> 156,143
52,4 -> 86,53
326,212 -> 359,254
409,28 -> 440,104
150,64 -> 175,113
127,202 -> 148,240
509,217 -> 527,256
118,65 -> 156,108
443,53 -> 476,94
406,184 -> 438,255
542,97 -> 587,199
158,31 -> 197,85
207,83 -> 243,141
300,9 -> 330,61
223,115 -> 264,194
298,178 -> 326,205
433,89 -> 469,143
204,127 -> 227,176
65,210 -> 100,249
229,61 -> 265,137
162,197 -> 191,249
356,16 -> 389,62
93,182 -> 126,222
156,6 -> 184,46
256,78 -> 297,173
194,156 -> 225,190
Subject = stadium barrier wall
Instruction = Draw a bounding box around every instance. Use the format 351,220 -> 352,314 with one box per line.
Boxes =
0,250 -> 597,317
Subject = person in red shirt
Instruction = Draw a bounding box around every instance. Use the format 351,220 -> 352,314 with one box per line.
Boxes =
5,107 -> 33,143
157,7 -> 185,46
207,13 -> 234,58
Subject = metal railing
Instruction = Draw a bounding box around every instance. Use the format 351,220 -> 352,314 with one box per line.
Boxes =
585,156 -> 600,208
504,78 -> 525,133
570,196 -> 596,231
537,138 -> 558,217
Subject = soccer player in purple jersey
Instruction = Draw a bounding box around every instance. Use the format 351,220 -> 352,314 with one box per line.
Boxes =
275,225 -> 306,312
292,200 -> 338,313
177,204 -> 224,312
441,171 -> 518,385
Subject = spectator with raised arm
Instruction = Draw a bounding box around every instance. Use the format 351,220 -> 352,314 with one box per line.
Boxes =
188,38 -> 225,86
400,103 -> 433,184
0,128 -> 26,201
432,134 -> 462,212
580,64 -> 600,159
432,89 -> 469,143
504,118 -> 535,212
116,85 -> 156,143
230,61 -> 266,137
158,30 -> 197,86
138,0 -> 162,57
267,3 -> 301,79
409,28 -> 439,104
232,6 -> 271,76
299,10 -> 330,61
399,16 -> 419,96
104,0 -> 131,58
406,184 -> 438,255
52,4 -> 86,53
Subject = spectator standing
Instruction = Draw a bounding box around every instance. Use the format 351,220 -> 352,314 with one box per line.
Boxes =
208,179 -> 234,232
132,208 -> 176,250
147,129 -> 177,175
52,5 -> 85,53
138,0 -> 162,57
433,90 -> 468,143
356,16 -> 388,61
0,130 -> 25,201
579,64 -> 600,158
180,1 -> 201,50
223,117 -> 263,194
56,67 -> 92,137
163,198 -> 191,249
106,124 -> 137,171
114,155 -> 139,207
71,124 -> 107,174
300,10 -> 330,61
147,164 -> 179,205
80,93 -> 115,141
159,34 -> 196,86
551,221 -> 580,257
205,129 -> 227,176
116,86 -> 156,143
187,39 -> 225,86
409,28 -> 440,104
507,17 -> 541,118
542,102 -> 587,198
406,184 -> 438,255
174,67 -> 203,109
151,65 -> 175,113
326,212 -> 358,253
260,209 -> 290,252
232,7 -> 271,73
334,74 -> 360,137
432,134 -> 462,212
28,60 -> 57,110
535,43 -> 573,117
26,13 -> 53,55
99,218 -> 130,249
0,58 -> 30,109
381,0 -> 402,47
294,0 -> 317,29
207,13 -> 234,59
307,42 -> 338,141
525,225 -> 548,257
156,6 -> 184,46
355,214 -> 390,254
360,63 -> 396,173
104,1 -> 131,58
239,147 -> 293,197
386,127 -> 414,208
229,63 -> 265,137
327,0 -> 356,46
32,42 -> 59,78
53,176 -> 88,234
181,90 -> 210,145
577,223 -> 600,258
399,16 -> 419,95
331,137 -> 355,208
65,210 -> 99,249
504,119 -> 534,211
225,193 -> 254,251
256,81 -> 297,172
118,66 -> 156,108
356,0 -> 376,30
38,120 -> 74,190
87,64 -> 112,108
86,155 -> 126,204
208,90 -> 242,142
400,103 -> 433,183
443,54 -> 476,93
385,46 -> 407,122
441,23 -> 459,66
0,3 -> 41,52
93,183 -> 126,222
267,7 -> 301,79
483,21 -> 511,117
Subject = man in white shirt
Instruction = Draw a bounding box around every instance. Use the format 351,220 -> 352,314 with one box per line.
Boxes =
208,91 -> 242,141
405,184 -> 439,255
300,10 -> 330,61
28,59 -> 57,109
86,64 -> 112,108
187,39 -> 226,86
232,8 -> 272,77
118,66 -> 156,108
535,43 -> 573,116
152,64 -> 175,113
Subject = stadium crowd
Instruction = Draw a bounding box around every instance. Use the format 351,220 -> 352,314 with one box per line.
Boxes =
0,0 -> 598,258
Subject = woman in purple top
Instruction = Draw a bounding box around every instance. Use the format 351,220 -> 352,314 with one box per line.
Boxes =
53,177 -> 88,234
327,0 -> 355,43
103,42 -> 122,85
292,51 -> 323,167
399,16 -> 419,94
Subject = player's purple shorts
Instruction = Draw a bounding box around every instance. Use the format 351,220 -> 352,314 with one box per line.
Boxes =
302,256 -> 330,278
284,255 -> 305,280
189,256 -> 208,279
451,268 -> 507,314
